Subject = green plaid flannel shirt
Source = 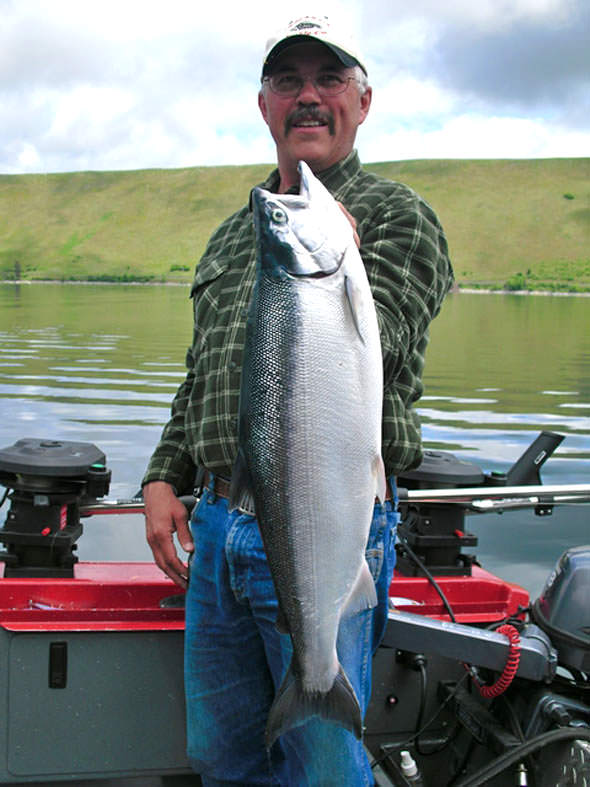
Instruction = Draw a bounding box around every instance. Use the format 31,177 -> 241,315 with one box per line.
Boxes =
143,150 -> 454,492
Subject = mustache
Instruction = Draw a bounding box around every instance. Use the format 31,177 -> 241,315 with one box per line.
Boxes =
285,106 -> 335,136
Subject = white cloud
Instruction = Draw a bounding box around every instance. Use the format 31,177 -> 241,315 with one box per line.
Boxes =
16,141 -> 41,170
371,76 -> 457,120
364,0 -> 573,31
1,0 -> 588,173
361,113 -> 590,161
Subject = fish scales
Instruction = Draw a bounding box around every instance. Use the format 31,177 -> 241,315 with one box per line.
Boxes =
230,161 -> 386,748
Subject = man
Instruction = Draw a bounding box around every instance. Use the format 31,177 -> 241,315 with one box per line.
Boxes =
143,15 -> 453,786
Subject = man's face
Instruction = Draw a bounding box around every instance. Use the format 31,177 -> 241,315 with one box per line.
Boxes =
258,42 -> 372,182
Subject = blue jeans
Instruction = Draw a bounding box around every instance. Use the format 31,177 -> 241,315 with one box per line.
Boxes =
184,485 -> 398,786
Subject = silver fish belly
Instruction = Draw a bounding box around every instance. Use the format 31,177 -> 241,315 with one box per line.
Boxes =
230,161 -> 386,748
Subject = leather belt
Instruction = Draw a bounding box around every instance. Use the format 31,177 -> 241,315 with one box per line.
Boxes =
201,470 -> 394,506
202,471 -> 232,499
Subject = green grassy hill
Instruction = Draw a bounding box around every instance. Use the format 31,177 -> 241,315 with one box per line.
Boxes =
1,159 -> 588,291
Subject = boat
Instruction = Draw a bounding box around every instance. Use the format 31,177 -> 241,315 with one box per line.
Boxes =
0,432 -> 588,785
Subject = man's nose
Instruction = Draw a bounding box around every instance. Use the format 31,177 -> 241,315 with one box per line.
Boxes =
296,76 -> 322,103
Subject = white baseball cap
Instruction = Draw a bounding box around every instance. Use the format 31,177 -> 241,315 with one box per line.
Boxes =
262,15 -> 367,78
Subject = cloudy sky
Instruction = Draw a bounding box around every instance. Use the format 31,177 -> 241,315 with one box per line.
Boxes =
1,0 -> 589,174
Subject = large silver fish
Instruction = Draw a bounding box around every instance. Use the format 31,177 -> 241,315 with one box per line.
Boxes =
230,160 -> 386,748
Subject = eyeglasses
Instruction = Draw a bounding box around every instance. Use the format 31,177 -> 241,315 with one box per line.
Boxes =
263,72 -> 358,98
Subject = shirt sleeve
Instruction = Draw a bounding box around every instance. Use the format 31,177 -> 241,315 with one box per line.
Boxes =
141,206 -> 249,490
141,345 -> 198,493
359,186 -> 454,389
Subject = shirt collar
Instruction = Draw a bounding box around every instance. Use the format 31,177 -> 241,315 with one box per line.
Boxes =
256,149 -> 362,199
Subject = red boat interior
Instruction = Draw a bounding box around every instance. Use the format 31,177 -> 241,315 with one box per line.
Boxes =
0,561 -> 529,632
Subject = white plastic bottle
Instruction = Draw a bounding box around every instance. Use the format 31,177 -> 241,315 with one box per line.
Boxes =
400,750 -> 425,785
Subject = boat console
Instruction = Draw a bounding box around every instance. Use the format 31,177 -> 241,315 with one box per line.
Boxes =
0,439 -> 189,782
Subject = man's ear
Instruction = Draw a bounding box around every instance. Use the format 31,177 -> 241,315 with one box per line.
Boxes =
258,90 -> 269,125
359,86 -> 372,125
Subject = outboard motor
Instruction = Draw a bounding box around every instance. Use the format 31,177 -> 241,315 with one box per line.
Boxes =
396,431 -> 564,577
0,438 -> 111,577
396,450 -> 484,576
532,546 -> 590,672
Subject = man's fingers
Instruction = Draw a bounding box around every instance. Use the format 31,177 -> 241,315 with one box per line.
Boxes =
143,480 -> 192,589
146,521 -> 188,587
175,514 -> 194,554
337,201 -> 361,248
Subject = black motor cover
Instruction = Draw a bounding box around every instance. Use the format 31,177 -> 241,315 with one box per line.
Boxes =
0,438 -> 106,481
532,546 -> 590,672
0,438 -> 110,577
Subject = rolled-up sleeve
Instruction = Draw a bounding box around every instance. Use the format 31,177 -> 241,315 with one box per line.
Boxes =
361,189 -> 453,388
338,167 -> 454,474
141,352 -> 197,493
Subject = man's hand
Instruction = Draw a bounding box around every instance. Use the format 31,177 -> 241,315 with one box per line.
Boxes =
144,481 -> 194,589
337,202 -> 360,248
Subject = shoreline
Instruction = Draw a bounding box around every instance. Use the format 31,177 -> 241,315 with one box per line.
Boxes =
2,280 -> 589,297
456,287 -> 590,298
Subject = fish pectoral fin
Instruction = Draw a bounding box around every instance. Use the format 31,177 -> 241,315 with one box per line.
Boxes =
342,560 -> 378,618
344,274 -> 366,344
265,660 -> 362,749
228,448 -> 256,514
374,454 -> 387,504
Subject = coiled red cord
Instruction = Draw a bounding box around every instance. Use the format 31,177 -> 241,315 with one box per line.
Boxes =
475,624 -> 521,698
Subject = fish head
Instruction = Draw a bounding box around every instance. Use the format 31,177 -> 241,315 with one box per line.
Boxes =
252,161 -> 354,281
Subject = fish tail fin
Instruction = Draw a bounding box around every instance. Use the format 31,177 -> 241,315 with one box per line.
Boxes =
265,662 -> 362,749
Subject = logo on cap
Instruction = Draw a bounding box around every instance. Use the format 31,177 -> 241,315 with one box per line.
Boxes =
292,21 -> 322,31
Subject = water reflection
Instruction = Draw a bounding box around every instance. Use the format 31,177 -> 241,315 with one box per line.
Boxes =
0,284 -> 588,592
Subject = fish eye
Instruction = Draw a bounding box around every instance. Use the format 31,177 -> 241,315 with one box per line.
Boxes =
269,206 -> 288,225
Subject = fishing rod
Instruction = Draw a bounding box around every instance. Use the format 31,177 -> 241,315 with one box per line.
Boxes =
78,484 -> 590,517
80,495 -> 196,517
400,482 -> 590,510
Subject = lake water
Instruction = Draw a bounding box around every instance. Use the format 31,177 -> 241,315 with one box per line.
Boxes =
0,283 -> 588,597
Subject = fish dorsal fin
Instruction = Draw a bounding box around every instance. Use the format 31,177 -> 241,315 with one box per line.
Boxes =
342,560 -> 378,618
